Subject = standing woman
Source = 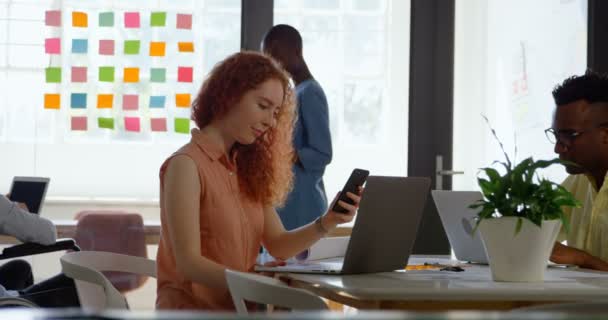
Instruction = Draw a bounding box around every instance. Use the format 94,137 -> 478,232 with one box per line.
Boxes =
156,51 -> 360,310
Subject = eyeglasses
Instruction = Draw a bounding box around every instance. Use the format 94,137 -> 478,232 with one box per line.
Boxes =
545,123 -> 608,146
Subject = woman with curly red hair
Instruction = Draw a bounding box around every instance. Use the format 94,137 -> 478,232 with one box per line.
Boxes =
155,51 -> 360,311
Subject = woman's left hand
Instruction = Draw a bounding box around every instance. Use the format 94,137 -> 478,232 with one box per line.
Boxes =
256,259 -> 287,277
321,186 -> 363,231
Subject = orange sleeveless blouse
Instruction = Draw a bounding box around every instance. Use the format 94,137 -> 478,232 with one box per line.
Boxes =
156,129 -> 265,310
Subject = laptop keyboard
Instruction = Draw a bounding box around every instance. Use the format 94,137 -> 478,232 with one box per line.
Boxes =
295,260 -> 343,272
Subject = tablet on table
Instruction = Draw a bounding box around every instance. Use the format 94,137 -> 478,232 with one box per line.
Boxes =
9,176 -> 50,214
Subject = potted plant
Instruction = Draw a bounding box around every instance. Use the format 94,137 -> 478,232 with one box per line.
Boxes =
470,120 -> 580,282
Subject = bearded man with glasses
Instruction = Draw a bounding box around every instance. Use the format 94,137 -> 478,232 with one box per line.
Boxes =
547,70 -> 608,271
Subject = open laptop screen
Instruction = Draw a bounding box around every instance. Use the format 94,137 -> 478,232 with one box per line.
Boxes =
9,177 -> 50,214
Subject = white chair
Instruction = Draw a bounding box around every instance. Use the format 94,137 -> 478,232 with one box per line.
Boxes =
225,269 -> 327,314
60,251 -> 156,311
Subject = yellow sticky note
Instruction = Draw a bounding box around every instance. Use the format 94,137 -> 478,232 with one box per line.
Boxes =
124,67 -> 140,83
178,42 -> 194,52
175,94 -> 191,107
97,94 -> 114,108
72,12 -> 88,27
149,42 -> 166,57
44,94 -> 60,109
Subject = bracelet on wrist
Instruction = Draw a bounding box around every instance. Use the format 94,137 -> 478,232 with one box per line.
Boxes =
315,216 -> 329,234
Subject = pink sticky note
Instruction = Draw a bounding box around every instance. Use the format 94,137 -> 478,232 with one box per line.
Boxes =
99,40 -> 114,55
124,12 -> 140,28
71,67 -> 87,82
45,38 -> 61,54
71,116 -> 87,131
46,10 -> 61,26
177,67 -> 193,82
122,94 -> 139,110
176,14 -> 192,29
125,117 -> 141,132
150,118 -> 167,132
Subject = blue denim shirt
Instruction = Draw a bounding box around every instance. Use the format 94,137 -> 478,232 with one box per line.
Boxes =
277,79 -> 332,230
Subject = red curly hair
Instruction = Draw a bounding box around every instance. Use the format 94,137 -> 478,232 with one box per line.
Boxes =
191,51 -> 296,208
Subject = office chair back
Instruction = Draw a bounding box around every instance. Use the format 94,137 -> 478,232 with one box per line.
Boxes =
74,210 -> 147,292
225,269 -> 327,314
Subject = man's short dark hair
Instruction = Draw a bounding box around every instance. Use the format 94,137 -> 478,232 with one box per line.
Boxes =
552,70 -> 608,106
262,24 -> 303,53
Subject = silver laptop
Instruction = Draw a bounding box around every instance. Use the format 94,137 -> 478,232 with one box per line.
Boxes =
256,176 -> 431,274
431,190 -> 488,264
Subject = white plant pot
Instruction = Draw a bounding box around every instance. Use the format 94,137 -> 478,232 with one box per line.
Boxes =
478,217 -> 561,282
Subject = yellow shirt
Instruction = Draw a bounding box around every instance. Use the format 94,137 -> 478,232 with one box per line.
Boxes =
559,173 -> 608,261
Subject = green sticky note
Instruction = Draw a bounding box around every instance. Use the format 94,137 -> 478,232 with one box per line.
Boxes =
98,117 -> 115,129
174,118 -> 190,134
150,68 -> 166,82
99,12 -> 114,27
124,40 -> 140,54
150,12 -> 166,26
46,67 -> 61,83
99,67 -> 115,82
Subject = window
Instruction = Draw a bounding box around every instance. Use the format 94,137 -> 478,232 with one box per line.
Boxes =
0,0 -> 241,200
274,0 -> 410,195
453,0 -> 587,190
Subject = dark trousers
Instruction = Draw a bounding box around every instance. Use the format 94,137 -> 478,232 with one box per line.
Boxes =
20,274 -> 80,307
0,259 -> 33,290
1,259 -> 79,307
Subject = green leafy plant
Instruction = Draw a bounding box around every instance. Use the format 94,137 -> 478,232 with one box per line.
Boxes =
470,116 -> 581,234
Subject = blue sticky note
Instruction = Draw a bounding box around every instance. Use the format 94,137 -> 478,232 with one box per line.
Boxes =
70,93 -> 87,109
72,39 -> 88,53
149,95 -> 166,108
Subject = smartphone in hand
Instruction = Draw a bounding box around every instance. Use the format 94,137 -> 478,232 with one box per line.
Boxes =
331,168 -> 369,213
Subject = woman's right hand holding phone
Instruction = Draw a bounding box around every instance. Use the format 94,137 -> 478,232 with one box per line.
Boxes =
320,186 -> 363,232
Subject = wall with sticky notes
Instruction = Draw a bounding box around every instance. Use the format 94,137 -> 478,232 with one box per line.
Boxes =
1,1 -> 241,199
44,8 -> 199,135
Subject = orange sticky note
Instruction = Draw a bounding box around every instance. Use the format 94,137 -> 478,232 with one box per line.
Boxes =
124,67 -> 140,83
97,94 -> 114,108
44,94 -> 60,109
175,94 -> 191,107
72,12 -> 88,27
178,42 -> 194,52
149,42 -> 165,57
